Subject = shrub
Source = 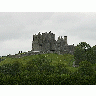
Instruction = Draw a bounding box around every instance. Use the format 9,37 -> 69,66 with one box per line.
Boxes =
78,61 -> 95,76
0,60 -> 21,76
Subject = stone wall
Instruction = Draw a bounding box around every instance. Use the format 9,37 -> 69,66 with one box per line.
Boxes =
2,31 -> 74,58
32,31 -> 74,54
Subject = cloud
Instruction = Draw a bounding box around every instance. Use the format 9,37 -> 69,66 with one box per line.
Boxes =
0,12 -> 96,56
0,38 -> 32,56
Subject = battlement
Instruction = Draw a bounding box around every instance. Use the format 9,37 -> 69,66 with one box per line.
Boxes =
32,31 -> 74,54
4,31 -> 74,58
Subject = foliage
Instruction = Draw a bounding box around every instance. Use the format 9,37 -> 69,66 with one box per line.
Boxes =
78,61 -> 95,76
74,42 -> 96,65
0,60 -> 21,76
0,53 -> 96,85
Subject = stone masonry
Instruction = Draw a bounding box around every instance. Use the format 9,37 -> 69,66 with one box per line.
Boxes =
32,31 -> 74,54
3,31 -> 74,58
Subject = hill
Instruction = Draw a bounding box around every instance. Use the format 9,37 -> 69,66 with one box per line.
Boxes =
0,53 -> 96,85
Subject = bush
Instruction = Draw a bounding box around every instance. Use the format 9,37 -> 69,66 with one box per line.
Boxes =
0,60 -> 21,76
78,61 -> 95,76
56,63 -> 70,74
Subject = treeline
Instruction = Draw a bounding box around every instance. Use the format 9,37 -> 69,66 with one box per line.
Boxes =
0,55 -> 71,85
0,42 -> 96,84
74,42 -> 96,65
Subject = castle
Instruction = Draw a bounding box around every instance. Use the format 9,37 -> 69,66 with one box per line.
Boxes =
3,31 -> 74,58
32,31 -> 74,54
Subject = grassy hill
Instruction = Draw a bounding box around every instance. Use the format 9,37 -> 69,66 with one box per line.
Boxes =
0,53 -> 96,85
0,53 -> 77,72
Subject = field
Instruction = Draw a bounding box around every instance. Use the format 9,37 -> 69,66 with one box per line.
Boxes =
0,53 -> 96,85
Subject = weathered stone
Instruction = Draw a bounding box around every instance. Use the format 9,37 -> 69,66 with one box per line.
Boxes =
3,31 -> 74,59
32,31 -> 74,54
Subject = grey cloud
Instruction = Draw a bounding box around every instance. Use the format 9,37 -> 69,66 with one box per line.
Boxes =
0,12 -> 54,41
0,12 -> 96,56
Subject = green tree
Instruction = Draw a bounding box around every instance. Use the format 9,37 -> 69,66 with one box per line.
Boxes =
78,61 -> 95,76
0,60 -> 21,76
91,45 -> 96,64
74,42 -> 91,65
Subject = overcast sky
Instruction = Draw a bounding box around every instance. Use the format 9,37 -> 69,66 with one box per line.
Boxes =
0,12 -> 96,56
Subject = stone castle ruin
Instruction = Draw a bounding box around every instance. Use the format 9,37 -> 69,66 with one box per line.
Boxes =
3,31 -> 74,58
32,31 -> 74,54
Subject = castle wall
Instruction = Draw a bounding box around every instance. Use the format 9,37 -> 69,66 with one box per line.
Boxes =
4,31 -> 74,59
64,36 -> 67,45
32,31 -> 74,54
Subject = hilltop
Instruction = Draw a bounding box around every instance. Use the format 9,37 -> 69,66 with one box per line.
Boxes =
0,53 -> 76,85
0,53 -> 96,85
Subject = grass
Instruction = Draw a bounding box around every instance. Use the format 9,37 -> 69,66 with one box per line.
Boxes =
0,53 -> 76,72
0,53 -> 96,85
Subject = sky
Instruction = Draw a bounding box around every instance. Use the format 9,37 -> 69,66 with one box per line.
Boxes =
0,12 -> 96,56
0,0 -> 96,96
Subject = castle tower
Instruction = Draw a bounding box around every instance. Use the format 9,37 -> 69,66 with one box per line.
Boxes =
32,31 -> 74,55
32,34 -> 40,51
64,36 -> 67,45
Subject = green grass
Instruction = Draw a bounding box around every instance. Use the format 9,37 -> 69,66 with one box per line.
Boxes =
0,53 -> 95,85
0,53 -> 75,70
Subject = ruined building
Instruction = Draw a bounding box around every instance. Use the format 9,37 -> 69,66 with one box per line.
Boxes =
32,31 -> 74,54
4,31 -> 74,58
